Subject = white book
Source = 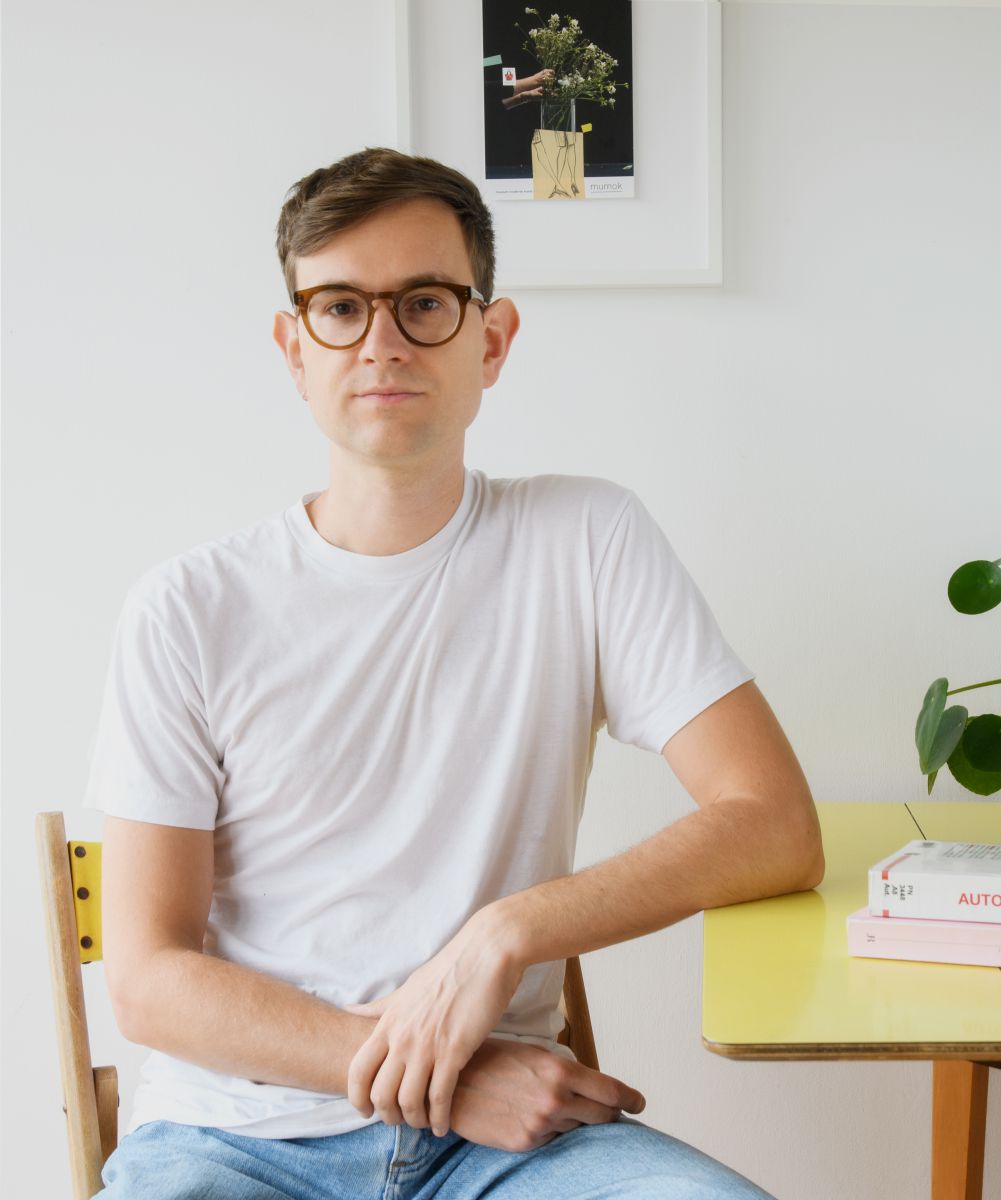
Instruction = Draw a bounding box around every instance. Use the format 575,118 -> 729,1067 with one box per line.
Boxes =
868,840 -> 1001,925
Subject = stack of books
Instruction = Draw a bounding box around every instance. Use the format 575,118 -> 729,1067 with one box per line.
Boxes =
846,839 -> 1001,967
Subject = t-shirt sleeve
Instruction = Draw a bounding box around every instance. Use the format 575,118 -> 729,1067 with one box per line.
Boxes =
593,490 -> 756,754
81,587 -> 223,830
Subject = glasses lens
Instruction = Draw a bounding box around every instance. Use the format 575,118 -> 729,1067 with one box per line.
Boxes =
305,289 -> 370,347
397,286 -> 462,345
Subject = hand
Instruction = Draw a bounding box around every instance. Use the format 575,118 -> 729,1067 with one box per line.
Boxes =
513,68 -> 554,95
501,87 -> 544,109
343,910 -> 525,1136
449,1038 -> 647,1152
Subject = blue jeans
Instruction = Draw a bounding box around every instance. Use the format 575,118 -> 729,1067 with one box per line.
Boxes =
94,1116 -> 777,1199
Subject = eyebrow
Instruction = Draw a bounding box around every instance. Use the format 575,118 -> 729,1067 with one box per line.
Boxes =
312,273 -> 461,291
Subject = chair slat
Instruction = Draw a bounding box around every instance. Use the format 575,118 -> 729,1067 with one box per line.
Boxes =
561,955 -> 599,1071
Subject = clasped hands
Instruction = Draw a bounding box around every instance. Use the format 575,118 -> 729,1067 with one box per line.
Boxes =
343,908 -> 524,1137
343,908 -> 647,1149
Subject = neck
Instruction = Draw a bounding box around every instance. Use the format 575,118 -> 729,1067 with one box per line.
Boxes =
306,448 -> 466,557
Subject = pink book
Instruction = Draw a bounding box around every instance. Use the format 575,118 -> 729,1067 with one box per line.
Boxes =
847,906 -> 1001,967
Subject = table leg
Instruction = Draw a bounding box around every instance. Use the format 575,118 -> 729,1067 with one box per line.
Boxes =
931,1060 -> 989,1200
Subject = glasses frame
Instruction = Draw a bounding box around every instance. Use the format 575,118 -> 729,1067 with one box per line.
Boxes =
292,281 -> 488,350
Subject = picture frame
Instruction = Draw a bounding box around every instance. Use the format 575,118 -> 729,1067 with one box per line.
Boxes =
394,0 -> 722,289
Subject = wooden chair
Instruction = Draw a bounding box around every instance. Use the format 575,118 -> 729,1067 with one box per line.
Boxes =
36,810 -> 599,1200
36,811 -> 119,1200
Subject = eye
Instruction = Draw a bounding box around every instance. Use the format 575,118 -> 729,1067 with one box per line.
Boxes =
405,293 -> 445,313
326,299 -> 362,317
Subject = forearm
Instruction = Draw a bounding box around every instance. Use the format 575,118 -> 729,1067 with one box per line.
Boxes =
117,947 -> 375,1094
489,796 -> 825,970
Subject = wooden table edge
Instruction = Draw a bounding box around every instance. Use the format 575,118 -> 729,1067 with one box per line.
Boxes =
701,1036 -> 1001,1062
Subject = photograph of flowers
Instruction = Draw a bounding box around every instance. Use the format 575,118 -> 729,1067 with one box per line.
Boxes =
482,2 -> 634,201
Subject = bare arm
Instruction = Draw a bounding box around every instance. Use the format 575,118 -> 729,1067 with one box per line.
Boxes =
101,814 -> 645,1145
493,679 -> 825,964
344,680 -> 824,1134
101,814 -> 375,1094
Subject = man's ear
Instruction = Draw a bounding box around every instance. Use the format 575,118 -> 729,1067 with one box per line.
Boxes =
273,310 -> 307,397
481,298 -> 520,389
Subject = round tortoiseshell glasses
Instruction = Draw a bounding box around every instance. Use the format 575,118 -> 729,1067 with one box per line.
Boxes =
293,281 -> 487,350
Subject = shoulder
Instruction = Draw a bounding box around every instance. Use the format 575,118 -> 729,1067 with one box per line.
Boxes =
476,471 -> 635,530
124,508 -> 287,634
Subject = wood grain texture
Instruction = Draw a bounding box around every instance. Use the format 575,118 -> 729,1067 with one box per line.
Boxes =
36,812 -> 105,1200
558,955 -> 599,1071
931,1060 -> 989,1200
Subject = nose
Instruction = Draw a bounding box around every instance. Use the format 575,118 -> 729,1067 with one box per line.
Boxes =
358,297 -> 412,363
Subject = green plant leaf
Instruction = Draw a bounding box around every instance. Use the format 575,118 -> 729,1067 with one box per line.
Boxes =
947,733 -> 1001,796
915,678 -> 948,770
924,705 -> 969,774
947,560 -> 1001,614
962,713 -> 1001,772
926,767 -> 939,795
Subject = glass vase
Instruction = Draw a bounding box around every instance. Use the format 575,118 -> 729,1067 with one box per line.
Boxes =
539,96 -> 576,133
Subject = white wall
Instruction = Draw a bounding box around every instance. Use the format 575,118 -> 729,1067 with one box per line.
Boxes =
3,2 -> 999,1197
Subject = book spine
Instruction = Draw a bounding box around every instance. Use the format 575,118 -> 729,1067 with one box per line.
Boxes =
868,867 -> 1001,924
847,923 -> 1001,967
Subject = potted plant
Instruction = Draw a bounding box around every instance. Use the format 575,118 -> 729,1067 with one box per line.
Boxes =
915,557 -> 1001,796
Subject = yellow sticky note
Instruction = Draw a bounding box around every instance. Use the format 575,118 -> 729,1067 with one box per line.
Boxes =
580,123 -> 592,133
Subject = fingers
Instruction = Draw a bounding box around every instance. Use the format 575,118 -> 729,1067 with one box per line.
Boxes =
346,1035 -> 385,1119
369,1056 -> 407,1125
568,1066 -> 646,1116
347,1029 -> 472,1132
557,1092 -> 625,1128
396,1055 -> 435,1129
428,1060 -> 462,1137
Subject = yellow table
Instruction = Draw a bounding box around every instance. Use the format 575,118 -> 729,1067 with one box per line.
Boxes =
703,801 -> 1001,1200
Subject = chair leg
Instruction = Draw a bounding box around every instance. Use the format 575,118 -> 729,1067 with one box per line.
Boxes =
931,1060 -> 989,1200
94,1065 -> 119,1167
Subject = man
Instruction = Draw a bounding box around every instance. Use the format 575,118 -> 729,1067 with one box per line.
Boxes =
84,147 -> 824,1199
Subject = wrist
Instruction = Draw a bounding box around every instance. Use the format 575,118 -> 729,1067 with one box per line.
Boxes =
472,895 -> 532,977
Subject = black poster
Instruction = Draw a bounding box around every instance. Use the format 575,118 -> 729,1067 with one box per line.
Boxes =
482,2 -> 634,200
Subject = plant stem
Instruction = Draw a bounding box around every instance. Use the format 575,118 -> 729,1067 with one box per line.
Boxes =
946,679 -> 1001,696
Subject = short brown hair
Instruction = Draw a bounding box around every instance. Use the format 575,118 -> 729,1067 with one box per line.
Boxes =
276,147 -> 496,304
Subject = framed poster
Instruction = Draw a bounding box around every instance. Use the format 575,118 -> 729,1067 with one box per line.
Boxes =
395,0 -> 722,288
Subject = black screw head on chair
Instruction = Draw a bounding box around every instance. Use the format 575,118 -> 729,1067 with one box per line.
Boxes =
77,887 -> 89,899
80,936 -> 93,950
74,846 -> 86,857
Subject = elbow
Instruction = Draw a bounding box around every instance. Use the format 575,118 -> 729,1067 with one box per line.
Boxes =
106,962 -> 150,1044
793,818 -> 826,891
105,949 -> 174,1046
799,843 -> 826,891
108,982 -> 146,1045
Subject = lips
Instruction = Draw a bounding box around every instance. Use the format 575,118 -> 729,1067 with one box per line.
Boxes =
357,387 -> 421,404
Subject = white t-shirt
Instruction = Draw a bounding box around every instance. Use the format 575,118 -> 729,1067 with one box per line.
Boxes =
83,469 -> 754,1138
